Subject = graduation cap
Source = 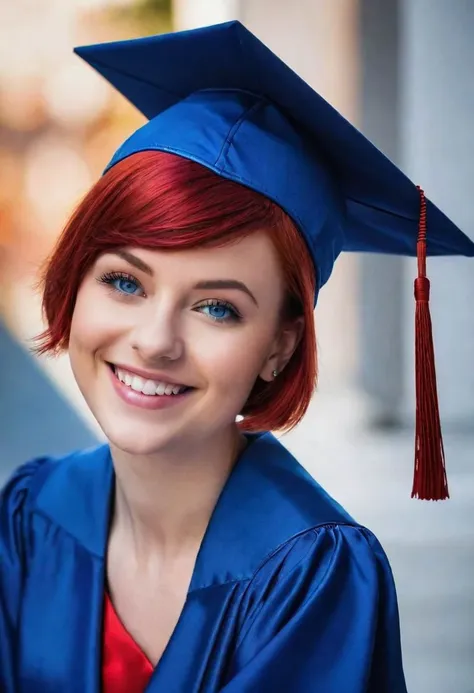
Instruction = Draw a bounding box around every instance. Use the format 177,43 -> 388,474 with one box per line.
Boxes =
74,21 -> 474,501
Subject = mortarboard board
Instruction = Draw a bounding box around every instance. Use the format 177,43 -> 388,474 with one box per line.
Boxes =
74,21 -> 474,500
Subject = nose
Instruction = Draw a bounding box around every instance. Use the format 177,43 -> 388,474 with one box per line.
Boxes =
130,303 -> 184,363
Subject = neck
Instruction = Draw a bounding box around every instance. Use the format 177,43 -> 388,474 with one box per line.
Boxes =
109,426 -> 247,558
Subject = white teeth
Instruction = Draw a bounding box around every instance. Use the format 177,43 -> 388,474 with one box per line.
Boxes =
142,379 -> 158,395
116,369 -> 127,384
131,375 -> 145,392
113,366 -> 187,396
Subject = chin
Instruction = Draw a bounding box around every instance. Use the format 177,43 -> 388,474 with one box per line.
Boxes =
101,421 -> 177,456
90,405 -> 182,456
84,387 -> 237,457
110,437 -> 165,457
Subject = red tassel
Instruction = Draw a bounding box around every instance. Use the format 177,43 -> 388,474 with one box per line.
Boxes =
412,186 -> 449,500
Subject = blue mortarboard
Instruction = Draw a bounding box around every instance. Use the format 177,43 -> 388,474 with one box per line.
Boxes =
74,20 -> 474,292
74,21 -> 474,499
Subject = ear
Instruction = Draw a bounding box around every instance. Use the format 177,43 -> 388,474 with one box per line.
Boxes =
259,316 -> 305,382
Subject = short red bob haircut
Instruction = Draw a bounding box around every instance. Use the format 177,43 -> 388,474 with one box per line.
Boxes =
36,151 -> 317,433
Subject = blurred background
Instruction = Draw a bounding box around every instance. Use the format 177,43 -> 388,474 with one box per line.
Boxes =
1,1 -> 473,691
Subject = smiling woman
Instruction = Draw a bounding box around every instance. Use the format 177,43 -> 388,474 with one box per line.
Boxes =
3,19 -> 471,693
36,149 -> 317,436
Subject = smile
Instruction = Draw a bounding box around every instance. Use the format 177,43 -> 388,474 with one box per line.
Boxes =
112,365 -> 188,396
108,363 -> 194,411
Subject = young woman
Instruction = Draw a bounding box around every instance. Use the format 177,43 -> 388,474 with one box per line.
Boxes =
1,21 -> 472,693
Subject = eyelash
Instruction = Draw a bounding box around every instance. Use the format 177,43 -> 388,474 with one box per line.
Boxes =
96,271 -> 242,324
198,299 -> 241,323
97,271 -> 143,297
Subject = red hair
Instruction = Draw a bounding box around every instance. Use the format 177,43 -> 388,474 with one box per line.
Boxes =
36,151 -> 317,432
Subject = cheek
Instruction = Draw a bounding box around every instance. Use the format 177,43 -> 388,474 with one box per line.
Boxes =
69,287 -> 122,359
193,325 -> 271,394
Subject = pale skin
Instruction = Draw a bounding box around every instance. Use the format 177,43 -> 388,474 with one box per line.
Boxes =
68,230 -> 303,666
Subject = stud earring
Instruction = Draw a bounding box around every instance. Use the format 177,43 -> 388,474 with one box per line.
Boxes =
272,369 -> 278,378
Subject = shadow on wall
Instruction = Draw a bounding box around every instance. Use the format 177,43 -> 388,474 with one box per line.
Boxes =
0,320 -> 97,477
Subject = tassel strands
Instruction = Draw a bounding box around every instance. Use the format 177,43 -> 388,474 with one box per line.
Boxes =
412,186 -> 449,500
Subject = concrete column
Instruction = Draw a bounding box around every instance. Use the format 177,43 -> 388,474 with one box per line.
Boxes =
400,0 -> 474,428
358,0 -> 405,427
173,0 -> 241,29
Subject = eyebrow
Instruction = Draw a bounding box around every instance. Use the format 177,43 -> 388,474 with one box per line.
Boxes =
113,250 -> 154,275
193,280 -> 258,306
112,250 -> 259,306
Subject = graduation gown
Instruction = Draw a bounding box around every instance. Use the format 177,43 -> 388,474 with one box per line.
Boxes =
0,431 -> 408,692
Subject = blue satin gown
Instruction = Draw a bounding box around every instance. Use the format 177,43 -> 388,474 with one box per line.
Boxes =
0,431 -> 408,692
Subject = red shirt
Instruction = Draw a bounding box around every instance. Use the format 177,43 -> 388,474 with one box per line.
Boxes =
102,593 -> 154,693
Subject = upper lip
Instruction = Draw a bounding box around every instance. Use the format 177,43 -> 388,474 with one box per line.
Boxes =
109,362 -> 191,387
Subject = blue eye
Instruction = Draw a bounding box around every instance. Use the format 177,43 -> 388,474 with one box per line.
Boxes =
116,277 -> 141,295
197,300 -> 240,323
98,272 -> 144,297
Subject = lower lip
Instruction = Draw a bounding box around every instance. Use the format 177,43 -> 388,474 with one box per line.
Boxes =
108,367 -> 193,411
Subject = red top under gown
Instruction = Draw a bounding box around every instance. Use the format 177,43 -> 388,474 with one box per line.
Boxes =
102,593 -> 154,693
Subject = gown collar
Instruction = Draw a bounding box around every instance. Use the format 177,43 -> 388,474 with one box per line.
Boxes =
34,431 -> 352,589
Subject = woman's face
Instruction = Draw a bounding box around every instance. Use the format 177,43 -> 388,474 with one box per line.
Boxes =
68,231 -> 302,456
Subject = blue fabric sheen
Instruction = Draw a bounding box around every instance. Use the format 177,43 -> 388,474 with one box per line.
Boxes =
0,432 -> 407,692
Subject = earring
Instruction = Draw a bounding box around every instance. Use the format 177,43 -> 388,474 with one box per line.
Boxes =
272,369 -> 278,378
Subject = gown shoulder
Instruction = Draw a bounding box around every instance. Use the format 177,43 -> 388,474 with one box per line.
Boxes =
223,523 -> 407,693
